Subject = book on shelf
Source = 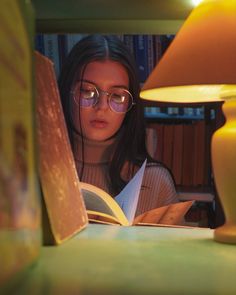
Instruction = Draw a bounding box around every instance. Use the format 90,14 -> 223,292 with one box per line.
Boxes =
123,34 -> 135,54
153,124 -> 164,162
57,34 -> 68,71
35,51 -> 88,245
162,124 -> 174,171
193,120 -> 206,186
43,34 -> 61,78
153,35 -> 162,65
133,35 -> 149,83
172,124 -> 184,185
182,123 -> 195,186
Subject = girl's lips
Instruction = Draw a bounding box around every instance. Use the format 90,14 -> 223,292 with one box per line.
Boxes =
90,119 -> 108,128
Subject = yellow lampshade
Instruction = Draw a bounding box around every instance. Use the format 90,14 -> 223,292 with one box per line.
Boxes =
141,0 -> 236,245
140,0 -> 236,103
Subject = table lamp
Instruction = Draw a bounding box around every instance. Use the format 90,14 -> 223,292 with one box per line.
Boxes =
140,0 -> 236,244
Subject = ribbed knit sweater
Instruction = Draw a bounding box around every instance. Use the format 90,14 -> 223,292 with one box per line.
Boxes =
73,134 -> 179,216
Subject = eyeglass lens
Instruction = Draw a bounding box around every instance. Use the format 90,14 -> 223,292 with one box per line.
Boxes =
73,81 -> 134,113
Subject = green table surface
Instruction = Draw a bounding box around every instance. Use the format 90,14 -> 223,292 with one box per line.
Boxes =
6,224 -> 236,295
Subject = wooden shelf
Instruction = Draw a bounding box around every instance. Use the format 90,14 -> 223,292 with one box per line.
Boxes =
32,0 -> 193,34
177,192 -> 214,203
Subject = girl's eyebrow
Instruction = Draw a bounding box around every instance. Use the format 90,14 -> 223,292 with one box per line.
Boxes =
79,79 -> 129,90
80,79 -> 94,84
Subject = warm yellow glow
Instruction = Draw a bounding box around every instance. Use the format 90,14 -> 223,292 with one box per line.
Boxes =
141,85 -> 236,103
191,0 -> 202,7
140,0 -> 236,103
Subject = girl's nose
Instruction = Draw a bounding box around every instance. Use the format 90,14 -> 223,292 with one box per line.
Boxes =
95,91 -> 109,110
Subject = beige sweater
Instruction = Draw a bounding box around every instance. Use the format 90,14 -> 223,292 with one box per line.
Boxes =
73,134 -> 179,216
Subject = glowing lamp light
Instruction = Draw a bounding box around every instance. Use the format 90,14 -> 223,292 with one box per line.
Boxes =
192,0 -> 203,7
141,0 -> 236,244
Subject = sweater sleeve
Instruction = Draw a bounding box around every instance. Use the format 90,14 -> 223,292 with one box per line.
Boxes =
135,164 -> 179,216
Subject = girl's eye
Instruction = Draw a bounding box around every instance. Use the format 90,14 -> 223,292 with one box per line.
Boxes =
81,89 -> 95,99
111,94 -> 126,103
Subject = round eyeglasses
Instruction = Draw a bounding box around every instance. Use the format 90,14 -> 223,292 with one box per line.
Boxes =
72,81 -> 135,113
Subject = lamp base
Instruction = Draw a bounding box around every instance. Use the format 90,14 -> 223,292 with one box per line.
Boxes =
212,97 -> 236,245
214,224 -> 236,244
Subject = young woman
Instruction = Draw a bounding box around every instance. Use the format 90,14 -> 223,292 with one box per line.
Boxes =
58,34 -> 179,216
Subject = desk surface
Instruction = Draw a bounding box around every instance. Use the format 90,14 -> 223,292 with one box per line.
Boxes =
6,224 -> 236,295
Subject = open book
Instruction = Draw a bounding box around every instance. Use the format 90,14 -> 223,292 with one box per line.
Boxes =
81,160 -> 194,226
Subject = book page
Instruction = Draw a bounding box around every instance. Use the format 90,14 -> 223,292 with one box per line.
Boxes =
133,205 -> 169,225
159,200 -> 194,225
133,200 -> 194,226
80,182 -> 129,226
87,211 -> 121,225
115,159 -> 147,224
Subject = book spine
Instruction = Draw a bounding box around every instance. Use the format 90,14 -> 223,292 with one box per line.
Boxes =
193,120 -> 206,186
162,124 -> 174,171
153,35 -> 162,65
182,123 -> 195,186
123,34 -> 134,54
147,35 -> 155,75
172,124 -> 184,185
57,34 -> 68,72
35,33 -> 45,54
133,35 -> 149,84
43,34 -> 60,78
154,124 -> 164,162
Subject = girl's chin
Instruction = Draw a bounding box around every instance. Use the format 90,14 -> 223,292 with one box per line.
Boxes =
84,133 -> 113,142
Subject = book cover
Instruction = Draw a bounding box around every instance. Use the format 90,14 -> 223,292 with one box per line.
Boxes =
35,51 -> 88,245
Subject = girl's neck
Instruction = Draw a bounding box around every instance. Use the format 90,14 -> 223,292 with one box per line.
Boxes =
72,133 -> 120,164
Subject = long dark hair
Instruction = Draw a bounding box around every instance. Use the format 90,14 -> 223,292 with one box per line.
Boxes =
58,34 -> 158,194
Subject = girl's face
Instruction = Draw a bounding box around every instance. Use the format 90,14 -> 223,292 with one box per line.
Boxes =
72,60 -> 129,141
